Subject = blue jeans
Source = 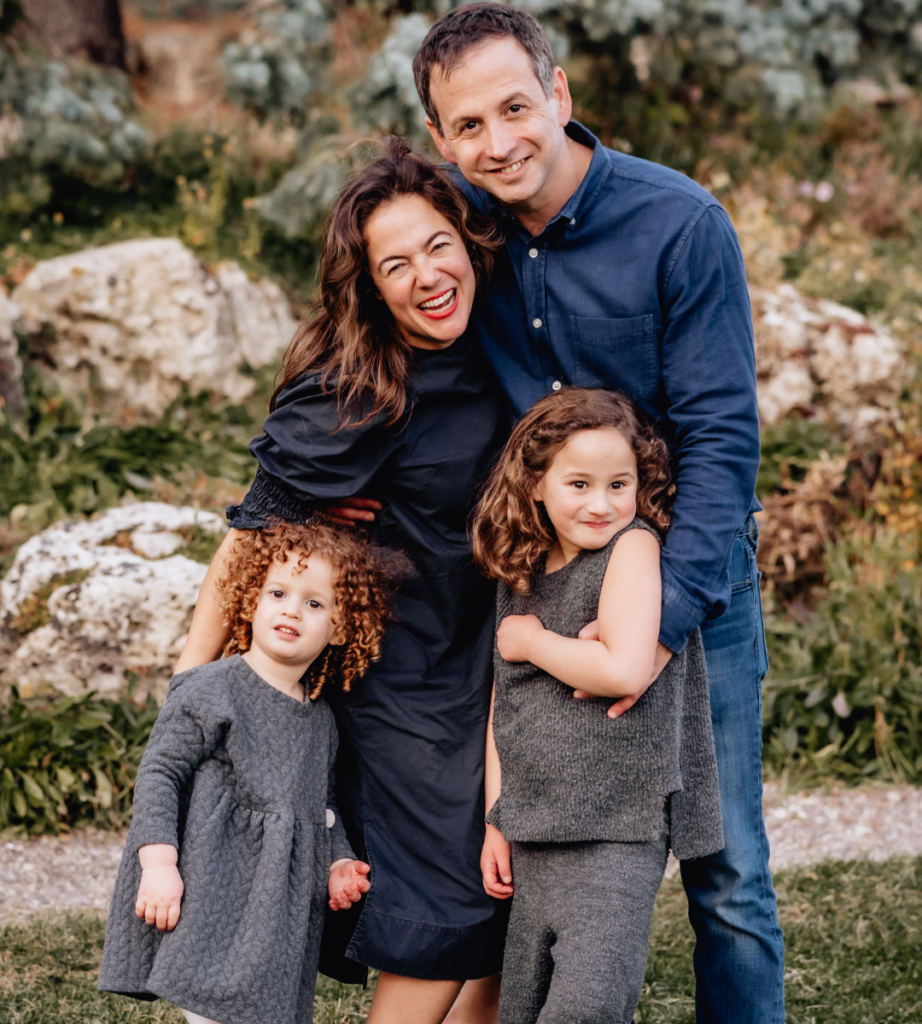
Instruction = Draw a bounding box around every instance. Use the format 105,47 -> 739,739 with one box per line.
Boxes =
680,518 -> 785,1023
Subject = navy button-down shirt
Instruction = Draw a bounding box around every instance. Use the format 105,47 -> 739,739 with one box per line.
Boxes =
452,122 -> 761,652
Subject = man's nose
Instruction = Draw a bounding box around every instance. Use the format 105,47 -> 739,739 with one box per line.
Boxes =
482,118 -> 516,164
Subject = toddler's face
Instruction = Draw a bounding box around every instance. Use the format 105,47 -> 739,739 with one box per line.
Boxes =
533,427 -> 638,560
248,553 -> 340,673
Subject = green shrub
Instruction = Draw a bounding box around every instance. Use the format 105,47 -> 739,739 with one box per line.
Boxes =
756,418 -> 843,498
0,367 -> 264,529
762,530 -> 922,783
0,686 -> 159,837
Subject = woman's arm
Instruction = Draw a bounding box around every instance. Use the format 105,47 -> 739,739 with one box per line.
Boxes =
174,528 -> 243,674
496,529 -> 662,699
481,686 -> 513,899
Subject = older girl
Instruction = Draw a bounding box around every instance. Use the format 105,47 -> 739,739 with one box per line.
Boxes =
472,388 -> 724,1024
175,139 -> 508,1024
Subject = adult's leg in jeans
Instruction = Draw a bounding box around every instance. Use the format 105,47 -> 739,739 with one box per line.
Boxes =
680,524 -> 785,1023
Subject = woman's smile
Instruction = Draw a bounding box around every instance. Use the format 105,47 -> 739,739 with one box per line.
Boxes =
418,287 -> 458,318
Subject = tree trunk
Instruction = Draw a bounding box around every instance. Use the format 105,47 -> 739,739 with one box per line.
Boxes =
20,0 -> 125,69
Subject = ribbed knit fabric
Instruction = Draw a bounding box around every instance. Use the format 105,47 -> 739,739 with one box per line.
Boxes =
488,518 -> 723,861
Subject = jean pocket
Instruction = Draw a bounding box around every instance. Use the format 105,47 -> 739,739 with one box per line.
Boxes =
569,314 -> 659,401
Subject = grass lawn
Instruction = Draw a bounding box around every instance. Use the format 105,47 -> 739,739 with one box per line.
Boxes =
1,857 -> 919,1024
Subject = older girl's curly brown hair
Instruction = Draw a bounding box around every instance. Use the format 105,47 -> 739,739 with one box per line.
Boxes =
472,388 -> 675,595
217,522 -> 397,699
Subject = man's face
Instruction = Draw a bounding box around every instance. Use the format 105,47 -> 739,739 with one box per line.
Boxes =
425,36 -> 572,213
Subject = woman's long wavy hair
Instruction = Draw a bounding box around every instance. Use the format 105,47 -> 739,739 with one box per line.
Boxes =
272,136 -> 502,428
217,522 -> 398,699
472,388 -> 675,595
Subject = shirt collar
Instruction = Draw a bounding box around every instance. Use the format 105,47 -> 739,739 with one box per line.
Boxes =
489,120 -> 611,239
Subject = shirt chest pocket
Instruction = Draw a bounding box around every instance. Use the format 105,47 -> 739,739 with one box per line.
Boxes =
569,314 -> 660,402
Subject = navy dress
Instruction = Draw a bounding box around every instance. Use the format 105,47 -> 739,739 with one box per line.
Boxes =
227,334 -> 509,982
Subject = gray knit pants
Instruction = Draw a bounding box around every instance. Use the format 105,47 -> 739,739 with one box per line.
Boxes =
499,838 -> 669,1024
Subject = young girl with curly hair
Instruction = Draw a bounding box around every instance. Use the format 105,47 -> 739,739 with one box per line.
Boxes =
100,522 -> 395,1024
471,388 -> 724,1024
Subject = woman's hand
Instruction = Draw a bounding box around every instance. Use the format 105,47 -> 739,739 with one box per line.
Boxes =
328,859 -> 372,910
324,496 -> 382,527
496,614 -> 545,663
481,823 -> 513,899
136,844 -> 183,932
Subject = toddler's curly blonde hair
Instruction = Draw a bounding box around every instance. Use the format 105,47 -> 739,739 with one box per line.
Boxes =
217,522 -> 397,699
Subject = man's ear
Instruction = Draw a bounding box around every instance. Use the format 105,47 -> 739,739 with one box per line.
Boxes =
426,118 -> 457,165
552,65 -> 573,127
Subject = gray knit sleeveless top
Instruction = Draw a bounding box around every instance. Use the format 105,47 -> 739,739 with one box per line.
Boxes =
489,518 -> 723,860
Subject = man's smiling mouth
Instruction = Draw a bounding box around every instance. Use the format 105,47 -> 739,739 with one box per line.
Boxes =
493,157 -> 528,176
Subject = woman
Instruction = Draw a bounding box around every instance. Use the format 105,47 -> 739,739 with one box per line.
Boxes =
175,138 -> 508,1024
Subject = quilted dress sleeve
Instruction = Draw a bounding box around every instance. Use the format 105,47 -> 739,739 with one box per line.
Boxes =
126,674 -> 228,854
324,715 -> 356,865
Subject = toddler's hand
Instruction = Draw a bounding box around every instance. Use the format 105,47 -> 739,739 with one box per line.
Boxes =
481,823 -> 513,900
136,844 -> 183,932
497,614 -> 544,663
328,859 -> 371,910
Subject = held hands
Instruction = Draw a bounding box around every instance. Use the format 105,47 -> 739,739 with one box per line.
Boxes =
324,496 -> 382,528
496,614 -> 545,664
481,823 -> 513,900
136,844 -> 183,932
328,859 -> 371,910
573,621 -> 674,719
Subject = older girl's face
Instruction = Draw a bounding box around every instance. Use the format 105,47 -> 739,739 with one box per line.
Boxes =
364,193 -> 476,350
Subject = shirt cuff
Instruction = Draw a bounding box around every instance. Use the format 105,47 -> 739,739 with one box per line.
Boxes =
659,581 -> 706,654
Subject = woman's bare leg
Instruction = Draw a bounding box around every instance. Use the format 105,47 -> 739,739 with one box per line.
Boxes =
366,973 -> 464,1024
443,974 -> 502,1024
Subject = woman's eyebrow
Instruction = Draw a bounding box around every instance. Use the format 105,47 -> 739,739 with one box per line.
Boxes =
376,231 -> 451,272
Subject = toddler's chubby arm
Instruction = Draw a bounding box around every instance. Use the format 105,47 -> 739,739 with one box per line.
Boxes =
497,528 -> 662,701
481,686 -> 513,899
136,844 -> 183,932
328,859 -> 372,910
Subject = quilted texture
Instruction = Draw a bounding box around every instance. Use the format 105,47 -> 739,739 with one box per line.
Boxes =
488,518 -> 724,861
99,656 -> 355,1024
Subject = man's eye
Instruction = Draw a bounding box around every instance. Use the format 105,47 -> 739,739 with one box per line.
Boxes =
508,104 -> 523,114
462,121 -> 477,132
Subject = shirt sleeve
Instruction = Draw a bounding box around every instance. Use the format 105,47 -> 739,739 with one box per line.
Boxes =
126,674 -> 227,854
657,205 -> 761,652
226,373 -> 393,530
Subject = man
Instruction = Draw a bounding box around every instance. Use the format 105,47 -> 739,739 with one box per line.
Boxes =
411,5 -> 784,1022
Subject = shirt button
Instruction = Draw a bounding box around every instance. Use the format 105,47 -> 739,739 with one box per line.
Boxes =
528,248 -> 539,258
570,218 -> 576,226
551,380 -> 562,391
532,318 -> 542,328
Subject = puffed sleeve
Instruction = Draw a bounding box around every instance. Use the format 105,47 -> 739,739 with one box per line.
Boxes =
226,373 -> 395,530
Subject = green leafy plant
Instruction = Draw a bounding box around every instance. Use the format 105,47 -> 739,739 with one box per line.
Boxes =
0,685 -> 160,836
757,418 -> 843,497
762,529 -> 922,784
1,368 -> 264,529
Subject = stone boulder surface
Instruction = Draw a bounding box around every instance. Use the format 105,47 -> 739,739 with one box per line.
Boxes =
751,284 -> 906,433
0,503 -> 226,703
12,238 -> 298,420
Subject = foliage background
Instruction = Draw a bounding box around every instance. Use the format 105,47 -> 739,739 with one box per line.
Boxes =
3,0 -> 922,832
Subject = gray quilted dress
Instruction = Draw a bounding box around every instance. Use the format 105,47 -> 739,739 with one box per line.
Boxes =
99,656 -> 355,1024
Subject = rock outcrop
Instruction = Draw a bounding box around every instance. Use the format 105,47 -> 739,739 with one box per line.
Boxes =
12,238 -> 297,421
0,503 -> 226,703
751,284 -> 906,434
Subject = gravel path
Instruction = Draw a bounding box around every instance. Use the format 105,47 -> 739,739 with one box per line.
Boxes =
2,782 -> 921,924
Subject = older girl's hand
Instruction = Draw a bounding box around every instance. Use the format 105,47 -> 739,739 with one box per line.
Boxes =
496,614 -> 545,663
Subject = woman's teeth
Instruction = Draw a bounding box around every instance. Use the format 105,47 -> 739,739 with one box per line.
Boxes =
419,289 -> 456,311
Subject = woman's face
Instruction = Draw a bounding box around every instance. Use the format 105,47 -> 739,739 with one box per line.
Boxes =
364,193 -> 476,350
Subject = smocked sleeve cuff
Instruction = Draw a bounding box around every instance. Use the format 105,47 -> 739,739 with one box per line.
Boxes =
658,580 -> 707,655
226,467 -> 317,530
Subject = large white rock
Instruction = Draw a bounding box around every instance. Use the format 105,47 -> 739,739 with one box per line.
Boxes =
0,503 -> 227,703
11,238 -> 298,420
751,284 -> 906,433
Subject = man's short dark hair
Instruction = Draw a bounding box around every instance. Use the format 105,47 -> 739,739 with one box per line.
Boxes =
412,3 -> 555,136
